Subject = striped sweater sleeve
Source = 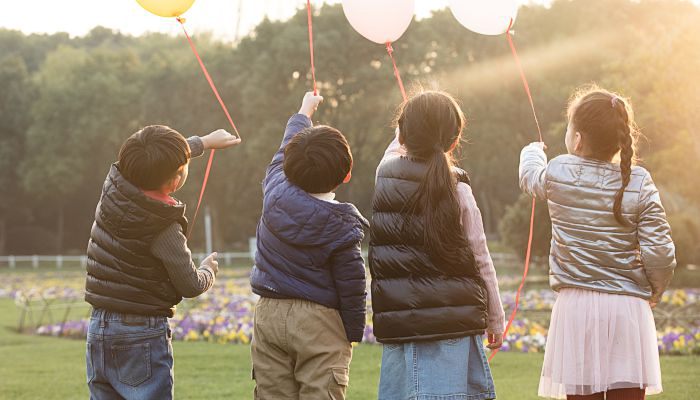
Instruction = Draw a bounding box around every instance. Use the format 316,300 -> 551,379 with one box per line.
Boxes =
151,222 -> 216,298
187,136 -> 205,158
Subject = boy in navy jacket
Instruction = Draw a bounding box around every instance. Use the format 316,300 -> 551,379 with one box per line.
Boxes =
250,92 -> 368,399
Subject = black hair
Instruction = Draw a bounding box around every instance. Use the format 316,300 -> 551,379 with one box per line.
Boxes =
118,125 -> 190,190
397,90 -> 477,274
284,125 -> 353,194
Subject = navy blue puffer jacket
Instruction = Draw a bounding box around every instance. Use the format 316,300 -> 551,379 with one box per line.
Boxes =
250,114 -> 369,342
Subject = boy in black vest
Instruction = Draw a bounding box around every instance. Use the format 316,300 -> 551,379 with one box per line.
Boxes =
84,125 -> 240,399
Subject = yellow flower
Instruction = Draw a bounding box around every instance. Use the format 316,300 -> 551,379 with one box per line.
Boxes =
185,330 -> 199,341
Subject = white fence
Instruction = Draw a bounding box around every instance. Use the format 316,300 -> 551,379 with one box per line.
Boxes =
0,252 -> 254,269
0,251 -> 526,269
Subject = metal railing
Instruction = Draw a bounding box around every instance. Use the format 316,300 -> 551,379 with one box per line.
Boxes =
0,247 -> 529,269
0,252 -> 254,269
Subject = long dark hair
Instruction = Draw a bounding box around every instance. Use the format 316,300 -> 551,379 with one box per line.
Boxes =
568,85 -> 639,225
397,90 -> 476,275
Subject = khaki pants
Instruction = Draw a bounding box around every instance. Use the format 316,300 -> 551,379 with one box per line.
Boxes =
251,298 -> 352,400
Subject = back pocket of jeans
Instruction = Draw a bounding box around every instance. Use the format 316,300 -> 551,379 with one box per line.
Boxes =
112,343 -> 151,386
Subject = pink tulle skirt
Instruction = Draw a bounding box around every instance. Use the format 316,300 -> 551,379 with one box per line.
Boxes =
538,288 -> 662,399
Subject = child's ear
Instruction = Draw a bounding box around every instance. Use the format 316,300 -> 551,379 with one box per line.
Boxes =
574,132 -> 583,153
173,175 -> 182,188
164,175 -> 181,193
343,171 -> 352,184
166,166 -> 186,193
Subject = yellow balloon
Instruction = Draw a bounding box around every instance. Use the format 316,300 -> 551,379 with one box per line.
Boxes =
136,0 -> 196,18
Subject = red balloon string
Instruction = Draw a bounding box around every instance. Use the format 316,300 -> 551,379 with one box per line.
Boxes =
506,18 -> 543,142
306,0 -> 318,95
489,197 -> 536,362
176,17 -> 240,238
385,42 -> 407,101
489,18 -> 544,362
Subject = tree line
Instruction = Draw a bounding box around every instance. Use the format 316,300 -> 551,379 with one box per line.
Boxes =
0,0 -> 698,265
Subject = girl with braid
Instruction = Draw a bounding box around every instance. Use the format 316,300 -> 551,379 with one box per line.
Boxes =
519,85 -> 676,400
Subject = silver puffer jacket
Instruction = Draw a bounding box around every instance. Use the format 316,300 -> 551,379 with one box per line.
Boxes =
519,143 -> 676,302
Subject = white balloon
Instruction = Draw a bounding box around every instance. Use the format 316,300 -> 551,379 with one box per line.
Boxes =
342,0 -> 415,44
449,0 -> 519,36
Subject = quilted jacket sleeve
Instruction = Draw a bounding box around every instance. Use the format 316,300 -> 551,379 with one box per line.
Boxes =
330,240 -> 367,342
637,171 -> 676,302
263,114 -> 312,191
519,142 -> 548,200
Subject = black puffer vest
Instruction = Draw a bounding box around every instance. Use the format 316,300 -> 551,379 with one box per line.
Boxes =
369,156 -> 488,343
85,164 -> 187,317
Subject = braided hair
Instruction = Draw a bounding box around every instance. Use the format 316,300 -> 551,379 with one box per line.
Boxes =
568,85 -> 639,226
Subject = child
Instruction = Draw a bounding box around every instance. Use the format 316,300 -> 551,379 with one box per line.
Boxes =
84,125 -> 240,399
519,86 -> 676,400
250,92 -> 368,400
370,90 -> 505,400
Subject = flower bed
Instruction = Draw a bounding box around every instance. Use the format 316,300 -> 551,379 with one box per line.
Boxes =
3,272 -> 699,354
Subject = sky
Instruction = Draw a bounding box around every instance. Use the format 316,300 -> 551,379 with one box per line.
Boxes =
0,0 -> 553,41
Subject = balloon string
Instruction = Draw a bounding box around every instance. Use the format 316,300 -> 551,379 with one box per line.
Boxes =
489,18 -> 543,362
489,197 -> 536,361
306,0 -> 318,95
176,17 -> 240,238
506,18 -> 543,142
385,42 -> 407,101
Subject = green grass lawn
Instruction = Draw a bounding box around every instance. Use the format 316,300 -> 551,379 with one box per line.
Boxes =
0,300 -> 698,399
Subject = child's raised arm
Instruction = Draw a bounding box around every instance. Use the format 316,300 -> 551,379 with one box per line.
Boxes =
200,129 -> 241,150
519,142 -> 548,200
186,129 -> 240,160
264,92 -> 323,187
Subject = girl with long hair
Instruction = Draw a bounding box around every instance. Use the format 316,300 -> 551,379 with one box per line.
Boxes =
370,90 -> 505,400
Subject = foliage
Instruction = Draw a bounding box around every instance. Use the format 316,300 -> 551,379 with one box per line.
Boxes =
0,55 -> 33,253
498,194 -> 552,259
0,0 -> 698,264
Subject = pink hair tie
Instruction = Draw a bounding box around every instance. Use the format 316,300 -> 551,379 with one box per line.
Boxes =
611,96 -> 619,108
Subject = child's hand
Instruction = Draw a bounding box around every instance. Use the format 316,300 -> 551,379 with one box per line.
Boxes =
649,301 -> 658,309
202,252 -> 219,276
529,141 -> 547,151
487,332 -> 503,350
298,91 -> 324,118
202,129 -> 241,150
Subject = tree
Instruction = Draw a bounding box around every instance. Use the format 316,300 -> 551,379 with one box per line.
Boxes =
21,44 -> 143,253
498,194 -> 552,260
2,0 -> 700,257
0,55 -> 33,254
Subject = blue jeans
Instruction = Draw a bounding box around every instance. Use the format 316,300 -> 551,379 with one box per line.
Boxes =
86,309 -> 173,400
378,335 -> 496,400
